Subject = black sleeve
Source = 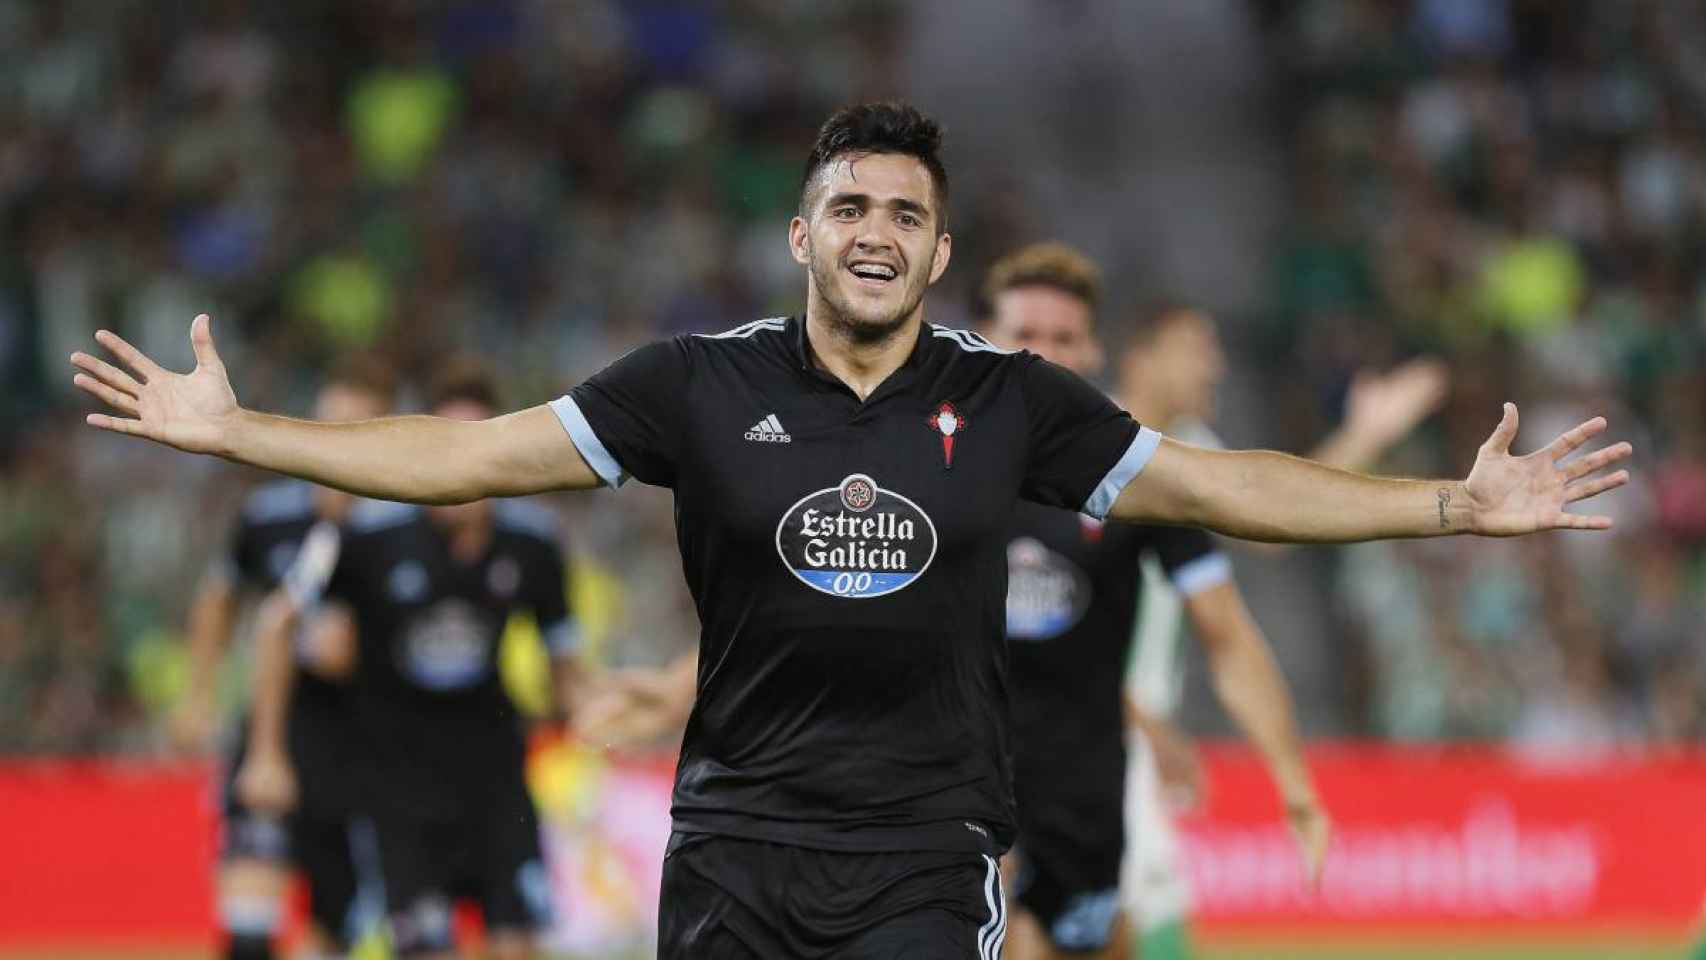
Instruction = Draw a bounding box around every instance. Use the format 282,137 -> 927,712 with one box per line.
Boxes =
224,518 -> 263,588
552,338 -> 692,488
1018,355 -> 1151,518
1146,525 -> 1232,596
526,540 -> 577,658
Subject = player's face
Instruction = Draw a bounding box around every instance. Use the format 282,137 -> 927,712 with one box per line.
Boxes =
984,286 -> 1104,377
428,398 -> 495,529
790,152 -> 952,344
1145,312 -> 1227,422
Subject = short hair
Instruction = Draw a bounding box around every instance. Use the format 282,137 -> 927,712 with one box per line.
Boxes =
427,355 -> 501,414
324,352 -> 397,409
800,102 -> 949,229
979,243 -> 1102,321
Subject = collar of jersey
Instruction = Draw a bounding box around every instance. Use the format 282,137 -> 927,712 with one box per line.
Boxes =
789,315 -> 932,402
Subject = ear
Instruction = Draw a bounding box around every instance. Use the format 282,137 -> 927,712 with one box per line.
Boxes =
927,231 -> 952,285
788,216 -> 811,266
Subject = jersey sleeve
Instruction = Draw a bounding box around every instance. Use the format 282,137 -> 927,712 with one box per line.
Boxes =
550,338 -> 691,489
1017,355 -> 1160,519
1146,525 -> 1233,597
527,541 -> 580,659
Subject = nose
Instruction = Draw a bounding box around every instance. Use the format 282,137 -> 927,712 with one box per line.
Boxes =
854,226 -> 894,254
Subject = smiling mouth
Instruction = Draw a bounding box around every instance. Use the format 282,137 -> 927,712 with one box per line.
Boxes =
847,262 -> 899,287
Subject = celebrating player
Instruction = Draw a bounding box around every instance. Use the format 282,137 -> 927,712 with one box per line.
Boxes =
240,360 -> 583,960
169,358 -> 394,960
72,101 -> 1630,958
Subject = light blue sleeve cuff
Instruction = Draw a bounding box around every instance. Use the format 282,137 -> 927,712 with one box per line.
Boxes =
549,394 -> 629,489
543,620 -> 583,658
1081,426 -> 1163,520
1169,552 -> 1233,596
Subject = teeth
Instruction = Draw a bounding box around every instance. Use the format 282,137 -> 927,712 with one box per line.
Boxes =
851,264 -> 896,280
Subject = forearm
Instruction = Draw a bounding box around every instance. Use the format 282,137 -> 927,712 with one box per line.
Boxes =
1308,427 -> 1386,474
1121,441 -> 1471,543
183,581 -> 236,701
246,593 -> 298,756
1192,589 -> 1316,805
222,410 -> 498,504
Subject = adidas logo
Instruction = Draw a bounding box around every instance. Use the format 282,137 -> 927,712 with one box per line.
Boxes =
744,414 -> 792,443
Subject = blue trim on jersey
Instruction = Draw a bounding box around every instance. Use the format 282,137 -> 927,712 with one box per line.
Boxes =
1082,426 -> 1162,520
1170,551 -> 1232,596
241,479 -> 314,524
493,499 -> 561,541
549,394 -> 629,488
346,499 -> 419,532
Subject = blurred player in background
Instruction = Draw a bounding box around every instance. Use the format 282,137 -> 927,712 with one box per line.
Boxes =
242,359 -> 585,960
73,101 -> 1632,959
1114,302 -> 1446,960
978,244 -> 1326,960
169,358 -> 395,960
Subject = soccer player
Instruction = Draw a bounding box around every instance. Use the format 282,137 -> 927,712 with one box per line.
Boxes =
1114,300 -> 1445,960
978,244 -> 1331,960
240,360 -> 584,960
168,358 -> 394,960
72,101 -> 1630,958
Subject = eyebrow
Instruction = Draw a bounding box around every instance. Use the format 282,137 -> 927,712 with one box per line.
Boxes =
822,191 -> 932,219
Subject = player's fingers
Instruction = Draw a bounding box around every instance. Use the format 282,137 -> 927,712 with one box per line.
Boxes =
69,351 -> 145,396
85,413 -> 150,437
1564,470 -> 1629,504
73,374 -> 140,415
189,313 -> 223,370
94,329 -> 164,379
1561,442 -> 1632,480
1541,416 -> 1607,460
1482,402 -> 1519,454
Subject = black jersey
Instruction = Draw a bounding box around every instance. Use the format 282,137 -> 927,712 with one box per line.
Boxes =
551,316 -> 1160,854
1003,503 -> 1228,871
320,499 -> 576,816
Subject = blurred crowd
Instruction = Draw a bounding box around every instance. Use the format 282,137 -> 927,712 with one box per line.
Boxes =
0,0 -> 1699,753
1261,0 -> 1706,748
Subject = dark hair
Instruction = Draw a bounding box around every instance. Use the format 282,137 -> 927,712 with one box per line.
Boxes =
428,355 -> 501,414
979,243 -> 1102,321
324,352 -> 398,409
800,101 -> 949,229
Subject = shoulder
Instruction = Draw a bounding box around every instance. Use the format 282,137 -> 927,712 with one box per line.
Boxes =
344,499 -> 421,535
492,499 -> 563,547
239,479 -> 315,526
691,316 -> 791,343
926,323 -> 1020,357
685,316 -> 794,365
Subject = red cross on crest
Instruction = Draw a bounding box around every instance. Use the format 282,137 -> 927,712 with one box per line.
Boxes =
928,401 -> 965,469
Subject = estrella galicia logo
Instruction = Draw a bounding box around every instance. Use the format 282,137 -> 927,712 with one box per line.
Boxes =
1005,536 -> 1091,639
775,473 -> 937,598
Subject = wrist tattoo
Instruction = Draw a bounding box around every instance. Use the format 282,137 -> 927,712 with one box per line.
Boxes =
1437,487 -> 1452,530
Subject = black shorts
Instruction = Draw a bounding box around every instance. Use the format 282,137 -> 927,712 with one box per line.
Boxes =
220,688 -> 365,941
374,774 -> 552,957
1009,840 -> 1122,953
658,831 -> 1009,960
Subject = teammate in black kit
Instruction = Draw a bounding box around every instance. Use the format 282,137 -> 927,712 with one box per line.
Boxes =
169,360 -> 394,960
977,245 -> 1322,960
244,361 -> 583,960
74,101 -> 1632,958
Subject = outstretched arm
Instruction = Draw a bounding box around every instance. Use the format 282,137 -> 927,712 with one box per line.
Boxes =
1113,404 -> 1631,541
1185,581 -> 1328,885
71,316 -> 599,503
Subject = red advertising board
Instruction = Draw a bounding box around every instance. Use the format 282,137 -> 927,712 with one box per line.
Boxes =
0,745 -> 1702,947
1179,744 -> 1706,935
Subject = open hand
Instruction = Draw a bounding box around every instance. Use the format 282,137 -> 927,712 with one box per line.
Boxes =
69,314 -> 238,454
1463,403 -> 1632,535
1344,357 -> 1450,449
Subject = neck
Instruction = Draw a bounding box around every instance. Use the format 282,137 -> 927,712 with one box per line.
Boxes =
803,292 -> 922,401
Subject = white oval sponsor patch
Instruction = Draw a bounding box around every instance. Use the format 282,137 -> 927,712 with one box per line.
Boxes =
775,473 -> 937,598
1004,536 -> 1091,639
